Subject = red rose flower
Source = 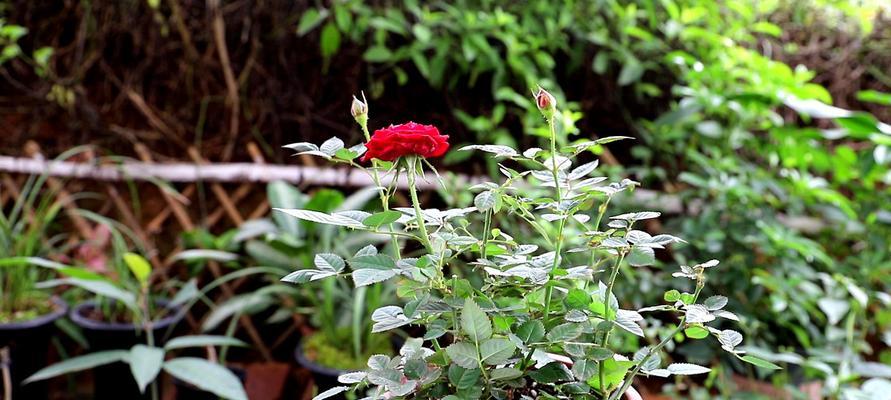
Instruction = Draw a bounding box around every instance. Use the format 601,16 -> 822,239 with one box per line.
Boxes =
362,122 -> 450,162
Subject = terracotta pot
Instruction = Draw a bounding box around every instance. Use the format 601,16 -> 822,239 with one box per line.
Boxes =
0,297 -> 67,399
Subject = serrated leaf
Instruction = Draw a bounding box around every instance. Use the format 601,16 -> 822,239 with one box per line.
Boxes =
461,299 -> 492,343
515,320 -> 545,343
529,362 -> 573,383
627,246 -> 655,267
716,331 -> 741,355
571,359 -> 598,380
479,338 -> 515,366
352,269 -> 397,287
319,137 -> 344,155
315,253 -> 345,272
704,295 -> 728,310
448,364 -> 480,389
474,191 -> 496,211
273,208 -> 363,228
363,211 -> 402,227
490,367 -> 522,381
313,386 -> 350,400
546,323 -> 583,342
350,254 -> 396,270
445,342 -> 479,369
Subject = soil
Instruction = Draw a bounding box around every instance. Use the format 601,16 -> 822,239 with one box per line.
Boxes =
0,296 -> 55,324
79,301 -> 171,325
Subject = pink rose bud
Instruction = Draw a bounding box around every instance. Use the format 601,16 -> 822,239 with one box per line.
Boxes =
534,86 -> 557,117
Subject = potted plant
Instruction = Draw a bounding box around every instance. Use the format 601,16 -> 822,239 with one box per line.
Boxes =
277,88 -> 781,399
196,179 -> 400,395
17,249 -> 249,400
0,172 -> 70,399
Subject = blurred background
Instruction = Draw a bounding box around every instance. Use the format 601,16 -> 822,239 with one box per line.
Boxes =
0,0 -> 890,399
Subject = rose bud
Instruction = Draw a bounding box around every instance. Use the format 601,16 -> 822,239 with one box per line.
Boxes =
351,96 -> 367,118
534,86 -> 557,119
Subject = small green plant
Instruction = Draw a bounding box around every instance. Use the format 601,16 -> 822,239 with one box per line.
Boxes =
14,253 -> 247,400
24,334 -> 249,400
278,88 -> 778,399
0,170 -> 68,323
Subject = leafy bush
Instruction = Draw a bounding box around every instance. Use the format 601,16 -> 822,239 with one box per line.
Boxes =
278,89 -> 778,399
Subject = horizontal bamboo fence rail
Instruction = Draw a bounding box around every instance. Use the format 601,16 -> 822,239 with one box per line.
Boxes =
0,153 -> 825,232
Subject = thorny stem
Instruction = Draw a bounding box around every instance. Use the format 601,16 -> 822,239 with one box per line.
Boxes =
406,156 -> 433,253
360,123 -> 402,259
609,277 -> 706,400
543,114 -> 564,322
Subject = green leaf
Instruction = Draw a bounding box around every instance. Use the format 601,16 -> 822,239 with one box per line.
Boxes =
479,338 -> 515,366
319,23 -> 341,59
588,358 -> 634,390
663,289 -> 681,302
666,363 -> 711,375
447,364 -> 479,389
564,288 -> 591,310
546,323 -> 583,342
684,325 -> 710,339
740,355 -> 782,370
164,335 -> 248,351
363,211 -> 402,228
474,191 -> 496,211
273,208 -> 363,228
627,246 -> 655,267
490,367 -> 522,381
47,278 -> 137,311
296,8 -> 328,36
123,252 -> 151,286
515,320 -> 545,343
618,57 -> 644,86
315,253 -> 346,273
313,387 -> 350,400
572,358 -> 598,381
129,345 -> 164,393
529,362 -> 573,383
461,299 -> 492,343
268,181 -> 305,236
857,90 -> 891,106
351,268 -> 397,287
24,350 -> 128,383
364,46 -> 392,63
350,254 -> 396,270
445,342 -> 478,369
163,358 -> 247,400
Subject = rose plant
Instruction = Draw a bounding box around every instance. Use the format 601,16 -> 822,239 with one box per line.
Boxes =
280,88 -> 779,399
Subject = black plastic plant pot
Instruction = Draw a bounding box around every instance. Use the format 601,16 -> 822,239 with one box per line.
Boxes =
0,297 -> 67,400
174,365 -> 246,400
69,299 -> 183,400
294,338 -> 352,398
294,335 -> 403,399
